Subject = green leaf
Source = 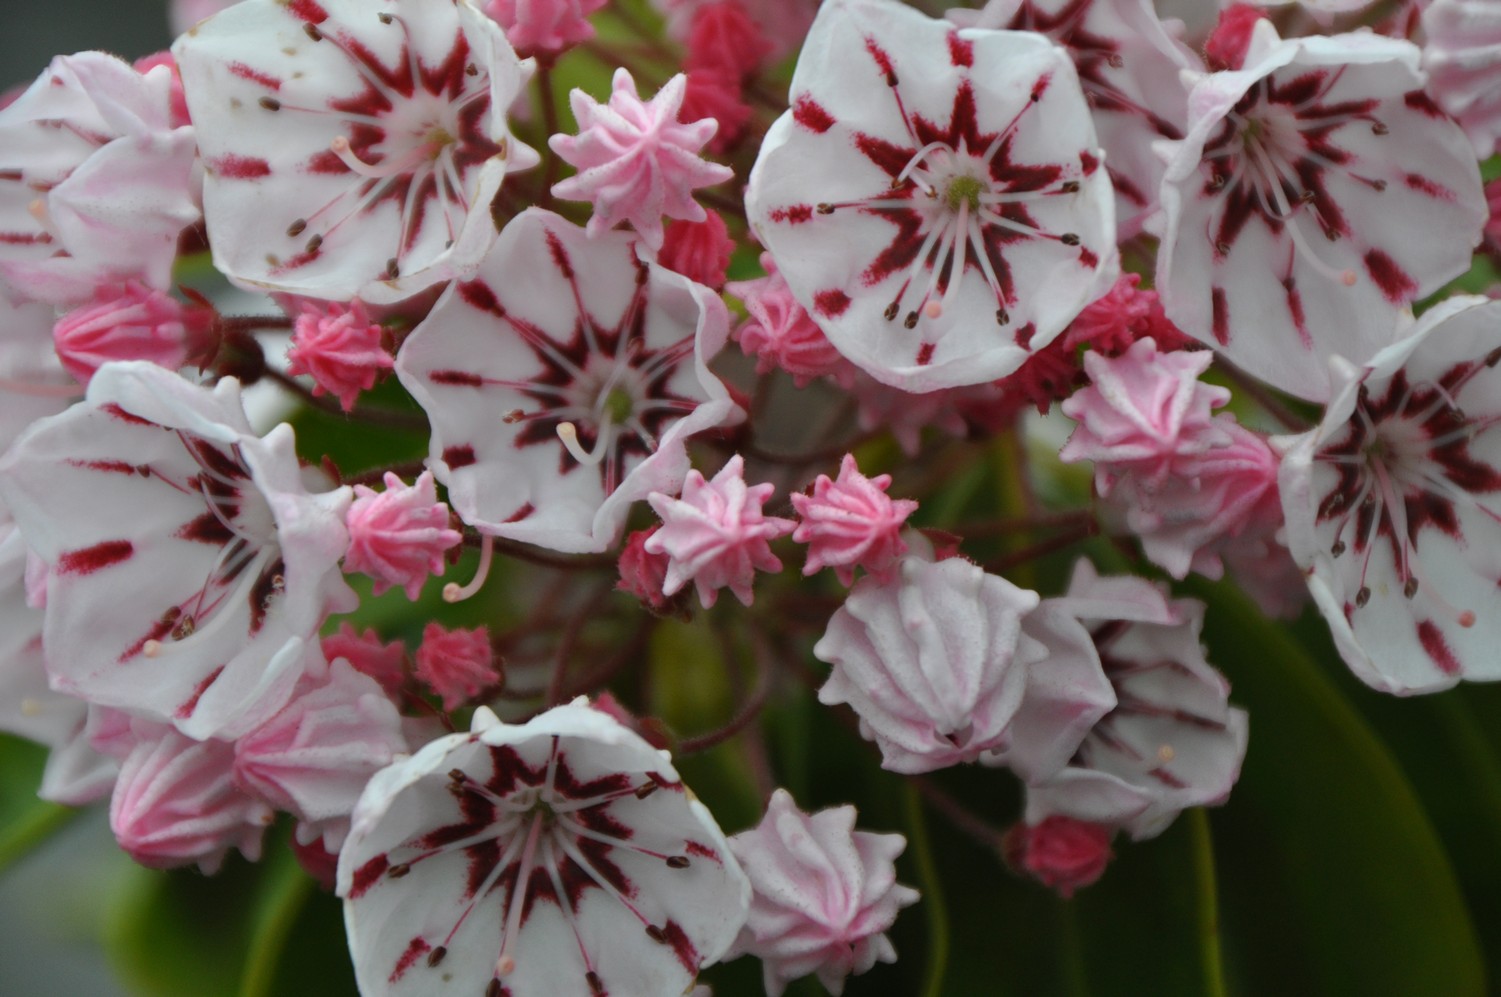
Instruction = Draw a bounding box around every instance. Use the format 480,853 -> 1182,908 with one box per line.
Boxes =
1192,582 -> 1485,997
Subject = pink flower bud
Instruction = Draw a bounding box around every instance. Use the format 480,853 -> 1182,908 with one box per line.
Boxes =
132,51 -> 191,127
110,728 -> 272,873
685,0 -> 772,81
728,255 -> 853,387
658,211 -> 734,291
681,69 -> 752,155
1003,816 -> 1114,899
52,282 -> 209,386
343,471 -> 462,600
792,454 -> 918,585
1064,273 -> 1192,356
414,623 -> 500,711
285,299 -> 394,412
617,526 -> 683,616
321,622 -> 408,698
1204,3 -> 1266,71
482,0 -> 606,56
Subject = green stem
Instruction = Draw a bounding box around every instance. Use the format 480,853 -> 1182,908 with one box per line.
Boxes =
1189,808 -> 1228,997
902,782 -> 949,997
238,864 -> 314,997
0,803 -> 77,878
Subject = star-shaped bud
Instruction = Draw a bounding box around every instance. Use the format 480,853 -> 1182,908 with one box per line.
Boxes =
338,701 -> 751,997
646,455 -> 796,608
286,299 -> 395,413
745,0 -> 1118,392
1023,561 -> 1249,840
173,0 -> 538,302
344,471 -> 462,600
728,255 -> 853,387
1279,296 -> 1501,694
814,555 -> 1044,773
396,208 -> 741,554
1157,20 -> 1486,401
791,454 -> 918,585
0,52 -> 199,306
726,789 -> 919,996
550,69 -> 734,251
0,362 -> 356,740
414,622 -> 499,710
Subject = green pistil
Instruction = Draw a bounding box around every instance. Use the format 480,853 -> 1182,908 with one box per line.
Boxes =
944,174 -> 984,212
603,386 -> 634,425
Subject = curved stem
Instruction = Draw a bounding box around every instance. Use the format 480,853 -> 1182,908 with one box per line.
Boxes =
902,782 -> 949,997
678,633 -> 772,754
1189,807 -> 1229,997
260,367 -> 429,433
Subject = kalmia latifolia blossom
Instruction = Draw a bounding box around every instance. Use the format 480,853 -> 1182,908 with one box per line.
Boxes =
792,453 -> 918,585
285,298 -> 396,411
399,208 -> 741,553
1157,20 -> 1485,401
0,362 -> 355,740
726,789 -> 919,996
746,0 -> 1118,391
172,0 -> 539,302
1279,296 -> 1501,694
338,701 -> 750,997
343,470 -> 462,599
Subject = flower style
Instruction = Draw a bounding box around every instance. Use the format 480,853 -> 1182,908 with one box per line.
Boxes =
745,0 -> 1117,392
172,0 -> 538,302
285,299 -> 395,412
550,69 -> 734,251
0,52 -> 199,305
344,471 -> 462,599
949,0 -> 1202,238
1422,0 -> 1501,158
726,789 -> 919,996
338,701 -> 750,997
397,208 -> 741,553
1156,20 -> 1485,401
646,454 -> 796,608
1023,561 -> 1249,839
792,454 -> 918,585
1278,296 -> 1501,694
0,362 -> 356,740
814,555 -> 1045,772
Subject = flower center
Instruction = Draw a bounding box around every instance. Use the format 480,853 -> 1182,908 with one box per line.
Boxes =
943,173 -> 985,213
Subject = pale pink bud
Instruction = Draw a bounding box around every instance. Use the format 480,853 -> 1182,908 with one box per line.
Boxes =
322,622 -> 408,698
52,282 -> 208,386
646,454 -> 796,608
110,728 -> 272,873
343,471 -> 462,600
234,659 -> 407,851
658,210 -> 734,291
483,0 -> 605,56
727,789 -> 919,996
1003,816 -> 1114,899
414,623 -> 500,711
728,256 -> 852,387
285,299 -> 394,412
792,454 -> 918,586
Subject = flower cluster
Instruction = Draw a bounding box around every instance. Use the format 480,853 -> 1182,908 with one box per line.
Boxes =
1,0 -> 1498,991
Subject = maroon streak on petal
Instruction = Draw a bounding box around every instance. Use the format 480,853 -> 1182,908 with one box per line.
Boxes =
1364,249 -> 1417,303
227,62 -> 281,90
99,402 -> 156,425
429,369 -> 485,387
389,937 -> 431,984
792,94 -> 835,133
442,445 -> 477,469
211,155 -> 272,180
175,510 -> 238,546
458,280 -> 507,318
916,343 -> 935,365
814,289 -> 851,317
769,204 -> 813,224
174,665 -> 225,720
947,32 -> 974,68
57,540 -> 134,575
1403,173 -> 1453,200
1417,620 -> 1462,675
1404,90 -> 1446,118
349,853 -> 390,899
287,0 -> 329,23
1211,287 -> 1229,345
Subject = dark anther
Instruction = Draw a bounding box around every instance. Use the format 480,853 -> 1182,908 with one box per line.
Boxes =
903,312 -> 919,329
645,925 -> 668,943
1371,121 -> 1389,136
1331,540 -> 1345,557
287,219 -> 307,237
1061,180 -> 1080,193
1485,346 -> 1501,368
449,768 -> 467,782
386,258 -> 400,279
816,203 -> 834,214
1108,54 -> 1124,68
1060,232 -> 1080,246
486,980 -> 503,997
378,11 -> 393,22
1371,179 -> 1387,192
306,234 -> 324,254
388,863 -> 411,879
259,96 -> 281,111
634,782 -> 658,800
466,63 -> 479,76
885,71 -> 898,87
1404,577 -> 1419,598
1215,241 -> 1230,256
587,971 -> 605,995
428,947 -> 448,968
1356,587 -> 1371,608
996,308 -> 1008,325
666,855 -> 690,869
883,302 -> 899,321
303,23 -> 322,40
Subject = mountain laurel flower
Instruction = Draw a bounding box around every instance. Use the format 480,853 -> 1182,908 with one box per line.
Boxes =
815,555 -> 1045,773
344,471 -> 462,600
233,657 -> 408,851
0,52 -> 199,306
0,362 -> 356,740
792,454 -> 918,585
111,724 -> 273,874
745,0 -> 1118,392
1278,295 -> 1501,694
285,299 -> 395,412
1023,562 -> 1249,840
550,69 -> 735,252
646,454 -> 797,608
1156,20 -> 1485,401
338,701 -> 750,997
415,622 -> 499,710
52,282 -> 213,387
726,789 -> 919,997
1422,0 -> 1501,157
1002,815 -> 1114,899
172,0 -> 539,302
